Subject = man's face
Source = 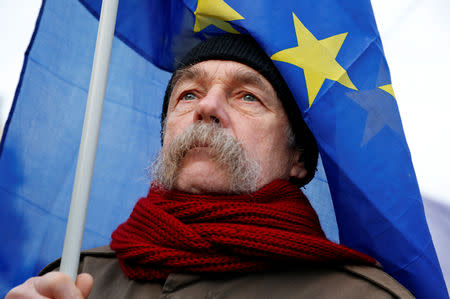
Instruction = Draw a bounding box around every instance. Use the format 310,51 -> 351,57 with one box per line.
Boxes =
161,60 -> 306,193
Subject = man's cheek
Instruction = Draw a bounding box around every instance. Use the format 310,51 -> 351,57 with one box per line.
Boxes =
162,127 -> 179,146
165,120 -> 190,140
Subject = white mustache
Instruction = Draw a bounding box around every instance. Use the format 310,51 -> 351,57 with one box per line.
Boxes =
151,123 -> 261,193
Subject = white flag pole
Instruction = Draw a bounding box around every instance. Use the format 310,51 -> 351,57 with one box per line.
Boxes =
60,0 -> 119,281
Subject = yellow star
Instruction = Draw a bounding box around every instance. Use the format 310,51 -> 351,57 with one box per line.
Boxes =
378,84 -> 396,99
193,0 -> 244,34
271,13 -> 357,107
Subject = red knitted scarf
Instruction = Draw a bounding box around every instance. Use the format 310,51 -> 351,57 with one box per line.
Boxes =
111,180 -> 375,280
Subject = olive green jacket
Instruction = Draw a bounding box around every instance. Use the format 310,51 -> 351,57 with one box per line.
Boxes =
41,246 -> 414,299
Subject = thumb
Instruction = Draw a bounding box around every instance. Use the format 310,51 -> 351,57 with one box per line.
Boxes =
75,273 -> 93,298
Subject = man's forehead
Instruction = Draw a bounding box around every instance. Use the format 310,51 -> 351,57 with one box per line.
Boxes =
172,60 -> 272,92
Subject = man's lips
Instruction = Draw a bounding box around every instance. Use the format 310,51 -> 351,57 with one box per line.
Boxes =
180,147 -> 217,165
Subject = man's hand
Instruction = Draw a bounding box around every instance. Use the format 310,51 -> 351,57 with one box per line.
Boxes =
6,272 -> 93,299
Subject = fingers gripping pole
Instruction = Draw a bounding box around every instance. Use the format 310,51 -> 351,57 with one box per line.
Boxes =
60,0 -> 119,281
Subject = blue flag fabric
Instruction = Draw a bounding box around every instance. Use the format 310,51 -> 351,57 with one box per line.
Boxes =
0,0 -> 446,297
0,0 -> 171,295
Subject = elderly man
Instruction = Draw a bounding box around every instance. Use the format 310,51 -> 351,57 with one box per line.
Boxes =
7,34 -> 413,298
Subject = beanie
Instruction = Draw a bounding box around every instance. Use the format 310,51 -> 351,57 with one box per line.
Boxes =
161,34 -> 318,187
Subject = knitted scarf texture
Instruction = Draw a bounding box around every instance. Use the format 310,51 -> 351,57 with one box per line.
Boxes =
111,180 -> 375,280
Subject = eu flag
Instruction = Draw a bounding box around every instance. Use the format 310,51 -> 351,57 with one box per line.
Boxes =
0,0 -> 446,297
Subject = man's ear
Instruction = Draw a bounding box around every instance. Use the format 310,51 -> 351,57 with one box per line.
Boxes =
289,151 -> 307,180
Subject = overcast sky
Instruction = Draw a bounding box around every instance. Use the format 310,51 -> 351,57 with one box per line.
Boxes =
1,0 -> 449,204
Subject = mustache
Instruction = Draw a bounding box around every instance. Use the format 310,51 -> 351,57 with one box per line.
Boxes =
151,123 -> 261,193
169,123 -> 245,168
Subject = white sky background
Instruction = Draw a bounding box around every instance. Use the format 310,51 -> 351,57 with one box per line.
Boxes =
0,0 -> 41,126
370,0 -> 450,204
0,0 -> 449,204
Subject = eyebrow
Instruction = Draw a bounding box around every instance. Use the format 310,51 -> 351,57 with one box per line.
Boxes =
171,65 -> 270,93
228,69 -> 269,93
171,66 -> 208,89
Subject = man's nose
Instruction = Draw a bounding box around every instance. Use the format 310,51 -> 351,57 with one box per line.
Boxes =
193,89 -> 230,127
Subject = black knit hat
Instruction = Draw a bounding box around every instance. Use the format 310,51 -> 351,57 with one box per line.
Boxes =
161,34 -> 318,187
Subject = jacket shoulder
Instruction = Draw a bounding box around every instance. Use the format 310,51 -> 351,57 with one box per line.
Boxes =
40,246 -> 163,299
39,245 -> 116,275
340,264 -> 414,298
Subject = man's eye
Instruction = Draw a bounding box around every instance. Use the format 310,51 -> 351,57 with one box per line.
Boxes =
242,94 -> 257,102
182,92 -> 197,101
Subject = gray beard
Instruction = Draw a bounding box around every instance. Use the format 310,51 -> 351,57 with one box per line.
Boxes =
151,123 -> 261,194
